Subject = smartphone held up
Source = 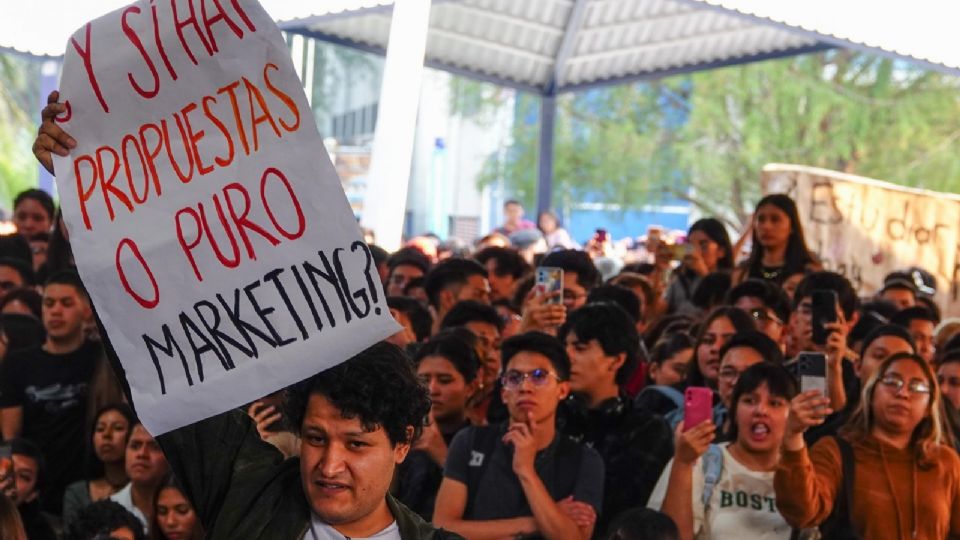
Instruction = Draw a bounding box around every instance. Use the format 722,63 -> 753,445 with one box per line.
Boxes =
683,387 -> 713,432
810,289 -> 838,346
535,267 -> 563,306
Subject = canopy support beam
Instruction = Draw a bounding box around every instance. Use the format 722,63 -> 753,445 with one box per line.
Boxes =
537,93 -> 556,218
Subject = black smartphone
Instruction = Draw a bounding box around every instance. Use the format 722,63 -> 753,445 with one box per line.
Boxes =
811,289 -> 838,346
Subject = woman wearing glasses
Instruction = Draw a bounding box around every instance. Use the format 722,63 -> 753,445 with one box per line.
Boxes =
775,352 -> 960,538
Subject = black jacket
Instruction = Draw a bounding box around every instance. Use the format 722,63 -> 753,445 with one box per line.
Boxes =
158,410 -> 460,540
558,394 -> 673,538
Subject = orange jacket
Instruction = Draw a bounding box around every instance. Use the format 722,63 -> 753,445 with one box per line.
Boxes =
774,435 -> 960,540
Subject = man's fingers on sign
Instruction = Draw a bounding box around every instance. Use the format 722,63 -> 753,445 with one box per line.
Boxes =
34,91 -> 76,174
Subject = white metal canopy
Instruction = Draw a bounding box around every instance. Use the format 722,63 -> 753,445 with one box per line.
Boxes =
278,0 -> 960,96
278,0 -> 960,217
4,0 -> 958,220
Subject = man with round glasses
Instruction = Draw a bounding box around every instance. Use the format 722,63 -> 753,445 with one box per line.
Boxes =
433,332 -> 604,540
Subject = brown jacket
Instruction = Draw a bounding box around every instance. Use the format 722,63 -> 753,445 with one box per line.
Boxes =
775,435 -> 960,539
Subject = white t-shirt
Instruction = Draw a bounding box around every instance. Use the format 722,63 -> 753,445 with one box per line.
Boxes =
306,518 -> 400,540
647,444 -> 791,540
109,483 -> 148,532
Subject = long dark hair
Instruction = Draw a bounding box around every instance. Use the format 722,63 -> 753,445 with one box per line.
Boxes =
746,194 -> 815,281
152,474 -> 203,540
686,307 -> 755,388
84,403 -> 137,481
688,218 -> 734,270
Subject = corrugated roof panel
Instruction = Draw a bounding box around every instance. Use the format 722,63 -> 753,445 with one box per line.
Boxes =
0,0 -> 386,58
685,0 -> 960,76
282,0 -> 958,94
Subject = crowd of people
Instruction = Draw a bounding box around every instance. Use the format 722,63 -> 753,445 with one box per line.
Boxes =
0,93 -> 958,540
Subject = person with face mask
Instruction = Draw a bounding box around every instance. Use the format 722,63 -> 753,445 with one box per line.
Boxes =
776,352 -> 960,538
649,363 -> 798,540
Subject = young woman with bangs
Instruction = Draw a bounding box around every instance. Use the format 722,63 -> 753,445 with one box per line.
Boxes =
649,363 -> 798,540
776,352 -> 960,538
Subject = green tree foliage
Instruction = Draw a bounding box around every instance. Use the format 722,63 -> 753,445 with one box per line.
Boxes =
0,53 -> 40,212
455,51 -> 960,229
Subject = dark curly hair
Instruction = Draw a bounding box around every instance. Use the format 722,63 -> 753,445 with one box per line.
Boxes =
65,500 -> 146,540
286,342 -> 431,446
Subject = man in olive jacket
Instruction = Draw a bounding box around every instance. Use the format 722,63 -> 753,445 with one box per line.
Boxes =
129,338 -> 459,540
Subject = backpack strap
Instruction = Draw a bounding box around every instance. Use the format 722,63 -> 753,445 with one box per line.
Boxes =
835,436 -> 856,526
701,444 -> 724,509
464,426 -> 501,518
814,436 -> 860,540
712,404 -> 728,430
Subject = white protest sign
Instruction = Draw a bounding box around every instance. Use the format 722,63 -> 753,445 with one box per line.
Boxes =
762,163 -> 960,316
51,0 -> 399,435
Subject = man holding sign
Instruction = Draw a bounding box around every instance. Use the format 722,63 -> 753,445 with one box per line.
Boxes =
49,0 -> 400,436
33,0 -> 457,538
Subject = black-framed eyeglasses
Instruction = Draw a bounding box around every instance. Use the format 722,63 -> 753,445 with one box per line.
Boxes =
879,375 -> 930,396
501,368 -> 562,389
749,308 -> 783,326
